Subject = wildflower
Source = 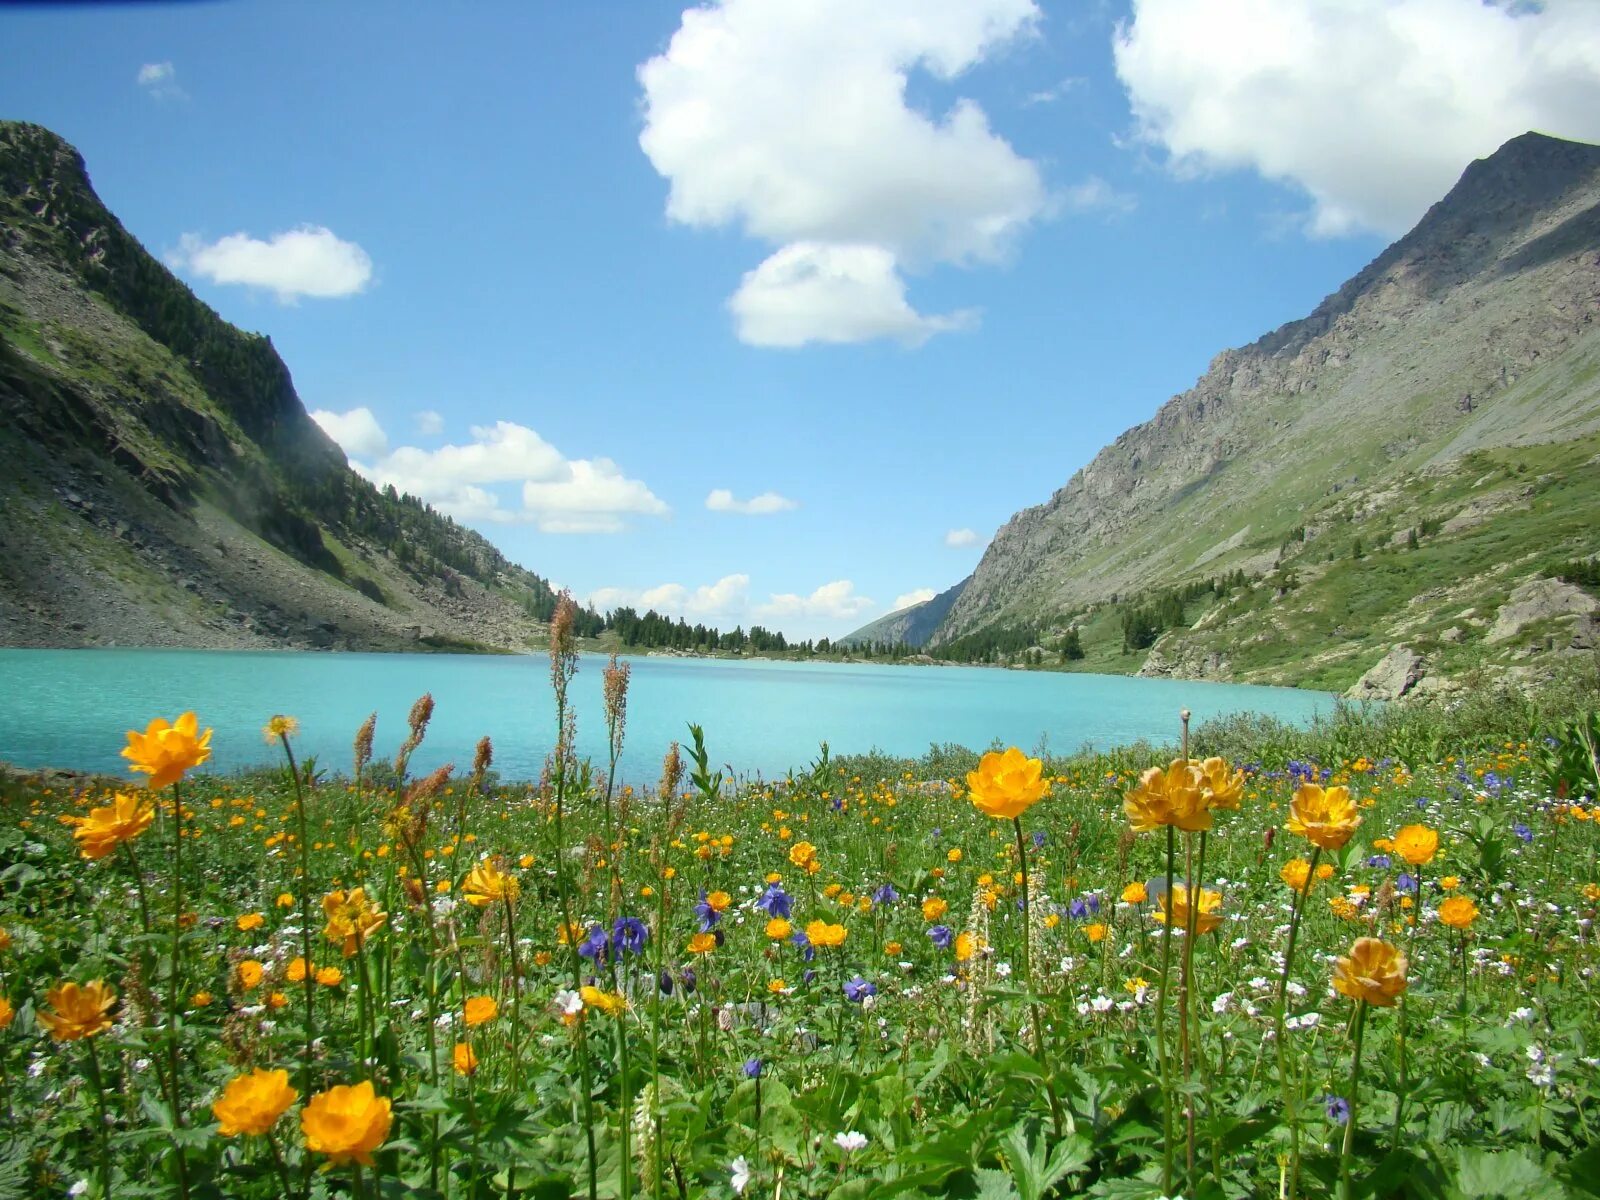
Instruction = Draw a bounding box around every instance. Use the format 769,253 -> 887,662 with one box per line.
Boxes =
693,892 -> 722,932
1513,823 -> 1533,844
967,747 -> 1049,820
1085,922 -> 1108,943
612,916 -> 649,957
756,885 -> 792,918
1069,894 -> 1101,919
1124,760 -> 1209,832
268,991 -> 289,1010
765,918 -> 793,940
452,1043 -> 478,1075
706,890 -> 732,913
1198,756 -> 1245,810
579,985 -> 626,1016
322,888 -> 386,957
554,989 -> 584,1024
834,1131 -> 869,1153
189,992 -> 213,1008
1332,937 -> 1408,1007
805,920 -> 847,949
843,976 -> 877,1003
1325,1095 -> 1351,1124
301,1081 -> 392,1166
742,1058 -> 762,1079
121,711 -> 212,790
0,999 -> 12,1029
39,980 -> 117,1041
947,848 -> 963,863
873,883 -> 899,906
789,930 -> 814,962
927,925 -> 954,950
731,1155 -> 752,1195
316,966 -> 344,987
286,957 -> 308,983
1280,858 -> 1313,893
262,715 -> 300,741
1438,897 -> 1480,929
1152,884 -> 1225,934
237,960 -> 265,990
463,995 -> 498,1027
578,924 -> 611,962
788,841 -> 817,869
954,931 -> 977,962
686,932 -> 718,955
213,1068 -> 298,1137
1286,783 -> 1361,850
1440,876 -> 1461,891
237,912 -> 265,932
1121,882 -> 1148,904
276,892 -> 295,908
1316,863 -> 1336,880
1394,824 -> 1438,866
461,859 -> 520,907
69,792 -> 156,859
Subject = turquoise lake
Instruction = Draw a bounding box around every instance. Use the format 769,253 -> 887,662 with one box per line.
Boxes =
0,649 -> 1334,780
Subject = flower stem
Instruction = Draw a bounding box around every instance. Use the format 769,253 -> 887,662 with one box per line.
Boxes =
166,783 -> 191,1200
1157,824 -> 1176,1197
84,1036 -> 113,1200
1340,1001 -> 1370,1200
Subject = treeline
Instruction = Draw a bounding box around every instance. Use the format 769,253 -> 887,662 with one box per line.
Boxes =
1120,571 -> 1249,651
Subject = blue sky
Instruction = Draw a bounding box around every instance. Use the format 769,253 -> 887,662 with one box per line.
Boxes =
5,0 -> 1599,639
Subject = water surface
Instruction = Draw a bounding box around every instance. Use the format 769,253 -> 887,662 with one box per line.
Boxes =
0,649 -> 1332,780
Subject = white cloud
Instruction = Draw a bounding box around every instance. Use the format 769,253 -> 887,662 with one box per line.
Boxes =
757,579 -> 875,621
944,527 -> 983,548
589,574 -> 752,619
1114,0 -> 1600,237
729,243 -> 978,348
891,588 -> 937,612
310,406 -> 389,460
414,410 -> 444,436
137,61 -> 185,100
1061,175 -> 1137,216
350,419 -> 668,535
169,226 -> 373,302
639,0 -> 1045,346
705,488 -> 799,514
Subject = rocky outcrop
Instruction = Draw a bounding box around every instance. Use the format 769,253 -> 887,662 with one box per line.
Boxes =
1486,578 -> 1600,645
1346,646 -> 1426,701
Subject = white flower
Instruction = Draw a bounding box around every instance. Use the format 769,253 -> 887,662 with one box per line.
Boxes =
834,1130 -> 869,1153
1286,1012 -> 1321,1032
1527,1063 -> 1555,1088
1092,994 -> 1115,1013
995,962 -> 1012,979
554,989 -> 584,1019
731,1156 -> 751,1194
1212,992 -> 1233,1014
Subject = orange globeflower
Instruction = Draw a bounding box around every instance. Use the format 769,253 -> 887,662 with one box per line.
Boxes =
39,980 -> 117,1041
1438,897 -> 1480,930
0,998 -> 13,1030
121,711 -> 212,790
706,890 -> 732,913
1332,937 -> 1408,1007
953,931 -> 977,962
322,888 -> 387,957
301,1081 -> 392,1166
805,920 -> 847,949
463,995 -> 498,1027
686,932 -> 718,954
316,966 -> 344,987
70,792 -> 156,860
788,841 -> 817,870
1152,884 -> 1224,934
461,859 -> 520,908
452,1043 -> 478,1076
1121,882 -> 1148,904
1280,859 -> 1313,894
213,1068 -> 298,1137
286,957 -> 309,983
1393,825 -> 1439,867
579,985 -> 626,1016
921,896 -> 949,922
1286,783 -> 1361,850
1124,760 -> 1209,833
237,912 -> 265,932
237,960 -> 265,990
1198,757 -> 1245,811
966,747 -> 1049,820
764,918 -> 792,940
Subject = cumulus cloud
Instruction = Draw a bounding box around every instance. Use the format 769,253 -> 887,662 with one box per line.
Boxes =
1061,176 -> 1137,216
757,580 -> 875,622
325,414 -> 667,534
589,574 -> 752,619
169,226 -> 374,302
944,527 -> 983,548
137,61 -> 185,100
1114,0 -> 1600,237
310,406 -> 389,460
729,243 -> 978,348
414,410 -> 444,436
705,487 -> 799,514
639,0 -> 1045,346
891,588 -> 937,612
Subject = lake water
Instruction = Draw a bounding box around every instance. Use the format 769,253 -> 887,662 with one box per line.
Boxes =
0,649 -> 1333,781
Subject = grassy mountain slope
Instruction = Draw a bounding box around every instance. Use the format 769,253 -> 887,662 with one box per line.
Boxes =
929,132 -> 1600,692
0,121 -> 564,651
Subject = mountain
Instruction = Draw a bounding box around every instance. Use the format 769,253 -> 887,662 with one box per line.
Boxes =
0,120 -> 565,652
924,132 -> 1600,692
840,578 -> 966,647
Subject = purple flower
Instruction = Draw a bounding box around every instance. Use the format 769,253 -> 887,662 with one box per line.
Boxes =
693,890 -> 721,932
743,1058 -> 762,1079
1513,823 -> 1533,844
843,975 -> 877,1003
873,883 -> 898,906
612,916 -> 649,957
790,930 -> 815,962
802,969 -> 817,986
1069,894 -> 1101,919
1396,874 -> 1417,894
658,970 -> 674,996
1031,830 -> 1047,849
756,884 -> 792,919
1366,854 -> 1391,869
1325,1095 -> 1350,1124
578,923 -> 610,963
927,925 -> 954,950
680,967 -> 697,994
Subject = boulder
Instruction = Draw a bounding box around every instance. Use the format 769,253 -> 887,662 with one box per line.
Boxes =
1486,578 -> 1599,644
1346,645 -> 1425,701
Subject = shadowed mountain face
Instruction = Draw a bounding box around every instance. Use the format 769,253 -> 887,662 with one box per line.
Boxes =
0,121 -> 563,651
922,132 -> 1600,687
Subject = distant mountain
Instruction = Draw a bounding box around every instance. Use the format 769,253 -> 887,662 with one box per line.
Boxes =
0,121 -> 564,651
840,578 -> 966,647
917,132 -> 1600,693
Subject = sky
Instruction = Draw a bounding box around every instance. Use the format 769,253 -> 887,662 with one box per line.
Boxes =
4,0 -> 1600,641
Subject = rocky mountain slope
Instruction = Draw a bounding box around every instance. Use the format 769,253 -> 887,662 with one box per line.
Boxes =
0,121 -> 562,652
840,579 -> 966,647
917,131 -> 1600,692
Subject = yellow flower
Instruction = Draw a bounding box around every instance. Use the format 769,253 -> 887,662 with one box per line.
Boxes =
262,715 -> 300,741
953,931 -> 977,962
69,792 -> 155,860
1316,863 -> 1336,880
452,1043 -> 478,1076
1280,858 -> 1312,894
788,841 -> 817,869
1438,897 -> 1479,930
1197,757 -> 1245,810
1440,875 -> 1461,891
461,859 -> 520,908
885,940 -> 902,955
121,712 -> 212,791
1332,937 -> 1408,1007
966,747 -> 1049,820
286,957 -> 308,983
301,1081 -> 392,1166
189,991 -> 213,1008
686,932 -> 718,954
805,920 -> 847,949
1085,922 -> 1108,943
237,912 -> 265,932
268,991 -> 289,1010
1121,882 -> 1148,904
706,890 -> 732,912
0,998 -> 12,1030
764,918 -> 792,940
316,966 -> 344,987
213,1068 -> 298,1137
767,978 -> 787,994
1124,760 -> 1209,833
947,848 -> 963,863
39,979 -> 117,1041
322,888 -> 386,957
1286,783 -> 1361,850
580,985 -> 626,1016
921,896 -> 949,921
464,995 -> 498,1027
1152,884 -> 1224,934
0,927 -> 9,952
237,960 -> 265,990
1393,824 -> 1438,867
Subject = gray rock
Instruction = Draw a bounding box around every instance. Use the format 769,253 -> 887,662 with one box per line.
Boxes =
1486,578 -> 1599,643
1346,646 -> 1425,701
